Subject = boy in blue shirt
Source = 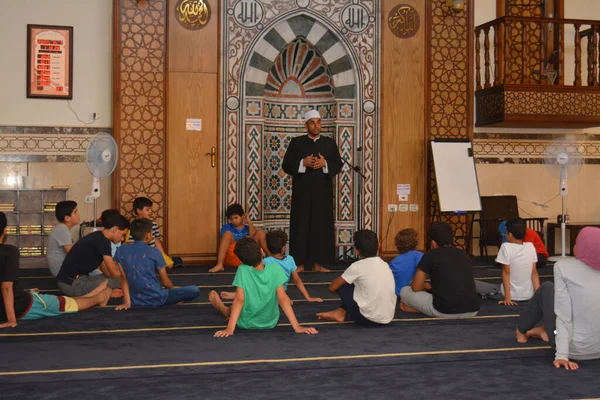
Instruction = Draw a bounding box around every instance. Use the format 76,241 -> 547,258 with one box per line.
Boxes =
220,230 -> 322,303
389,228 -> 423,296
128,197 -> 177,269
209,203 -> 267,273
115,218 -> 199,309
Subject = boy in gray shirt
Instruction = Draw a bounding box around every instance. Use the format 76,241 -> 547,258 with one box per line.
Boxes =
47,201 -> 79,276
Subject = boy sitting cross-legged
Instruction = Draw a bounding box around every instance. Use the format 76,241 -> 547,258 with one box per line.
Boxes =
220,229 -> 322,303
1,212 -> 111,329
46,200 -> 80,277
316,230 -> 397,326
209,203 -> 268,273
128,197 -> 178,269
116,218 -> 199,310
389,228 -> 423,297
56,209 -> 129,298
476,218 -> 540,305
400,222 -> 480,318
209,237 -> 318,337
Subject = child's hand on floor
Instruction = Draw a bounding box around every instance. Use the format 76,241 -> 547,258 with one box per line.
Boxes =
307,297 -> 323,302
214,329 -> 234,338
115,302 -> 130,311
553,359 -> 579,370
498,299 -> 518,306
295,326 -> 318,335
0,320 -> 17,329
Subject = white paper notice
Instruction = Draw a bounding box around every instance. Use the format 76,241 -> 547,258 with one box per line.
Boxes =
396,184 -> 411,195
186,118 -> 202,131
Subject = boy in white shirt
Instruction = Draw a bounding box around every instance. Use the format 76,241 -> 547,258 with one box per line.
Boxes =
316,230 -> 397,326
476,218 -> 540,305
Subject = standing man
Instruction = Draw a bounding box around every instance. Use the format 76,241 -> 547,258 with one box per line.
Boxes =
282,110 -> 342,272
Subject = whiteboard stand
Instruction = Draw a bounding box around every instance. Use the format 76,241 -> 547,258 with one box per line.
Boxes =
430,139 -> 482,253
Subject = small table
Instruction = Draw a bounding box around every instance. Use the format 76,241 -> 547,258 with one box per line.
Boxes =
546,222 -> 600,255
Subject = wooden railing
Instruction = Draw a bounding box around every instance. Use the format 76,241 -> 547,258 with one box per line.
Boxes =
475,16 -> 600,89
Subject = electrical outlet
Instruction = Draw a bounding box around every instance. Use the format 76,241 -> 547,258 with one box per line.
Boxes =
90,112 -> 100,121
409,204 -> 419,212
84,195 -> 95,204
399,204 -> 409,212
387,204 -> 398,212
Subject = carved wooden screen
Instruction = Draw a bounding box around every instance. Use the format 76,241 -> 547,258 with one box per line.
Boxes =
113,0 -> 168,239
500,0 -> 564,84
426,0 -> 474,250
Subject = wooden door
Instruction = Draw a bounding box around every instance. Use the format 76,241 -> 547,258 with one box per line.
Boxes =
166,0 -> 218,263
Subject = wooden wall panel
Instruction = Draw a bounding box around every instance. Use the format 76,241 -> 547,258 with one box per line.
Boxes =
167,0 -> 218,73
380,1 -> 427,256
166,0 -> 219,261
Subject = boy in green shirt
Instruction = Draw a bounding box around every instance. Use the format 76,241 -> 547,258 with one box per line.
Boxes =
209,237 -> 318,337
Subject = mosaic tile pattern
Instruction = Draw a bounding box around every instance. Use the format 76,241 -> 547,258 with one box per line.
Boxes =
221,0 -> 380,245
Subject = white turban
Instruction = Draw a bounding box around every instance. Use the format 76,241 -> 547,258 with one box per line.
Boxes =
303,109 -> 321,123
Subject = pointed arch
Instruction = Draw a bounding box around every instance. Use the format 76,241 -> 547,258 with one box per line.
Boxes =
244,15 -> 356,99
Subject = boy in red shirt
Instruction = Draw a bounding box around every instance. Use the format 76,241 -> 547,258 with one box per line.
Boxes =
523,227 -> 549,269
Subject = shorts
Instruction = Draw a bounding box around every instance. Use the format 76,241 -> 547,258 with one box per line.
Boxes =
162,251 -> 174,267
20,292 -> 79,321
224,242 -> 242,267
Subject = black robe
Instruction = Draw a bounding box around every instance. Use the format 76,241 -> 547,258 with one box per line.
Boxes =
282,134 -> 342,265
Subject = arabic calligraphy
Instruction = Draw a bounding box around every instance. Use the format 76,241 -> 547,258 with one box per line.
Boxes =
175,0 -> 211,30
341,4 -> 369,33
233,0 -> 264,29
388,4 -> 420,39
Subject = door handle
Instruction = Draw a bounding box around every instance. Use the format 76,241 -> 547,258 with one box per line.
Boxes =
205,146 -> 216,168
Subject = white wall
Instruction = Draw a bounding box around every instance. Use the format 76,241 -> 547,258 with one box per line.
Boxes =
0,0 -> 112,127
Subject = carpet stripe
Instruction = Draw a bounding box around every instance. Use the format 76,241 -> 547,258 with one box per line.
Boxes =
0,314 -> 519,337
0,346 -> 551,376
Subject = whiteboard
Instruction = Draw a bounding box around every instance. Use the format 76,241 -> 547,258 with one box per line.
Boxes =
431,140 -> 482,213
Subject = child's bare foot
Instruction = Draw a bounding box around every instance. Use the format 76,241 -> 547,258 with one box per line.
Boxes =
296,264 -> 305,273
526,326 -> 549,342
316,308 -> 347,322
209,290 -> 231,318
110,288 -> 123,298
313,263 -> 330,273
399,301 -> 421,313
209,264 -> 224,273
209,290 -> 220,305
516,328 -> 528,344
220,291 -> 236,300
85,280 -> 108,298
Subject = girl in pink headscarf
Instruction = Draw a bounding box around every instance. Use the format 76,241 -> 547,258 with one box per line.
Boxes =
515,227 -> 600,370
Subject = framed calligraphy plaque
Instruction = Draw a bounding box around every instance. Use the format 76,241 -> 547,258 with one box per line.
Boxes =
388,4 -> 420,39
175,0 -> 211,30
26,25 -> 73,99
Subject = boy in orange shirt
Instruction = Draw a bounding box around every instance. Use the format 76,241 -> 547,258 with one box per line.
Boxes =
209,203 -> 267,273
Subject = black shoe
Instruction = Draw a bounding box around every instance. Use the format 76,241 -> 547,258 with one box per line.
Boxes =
172,257 -> 184,268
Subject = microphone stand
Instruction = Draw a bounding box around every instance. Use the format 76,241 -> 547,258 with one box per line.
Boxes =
336,148 -> 366,264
